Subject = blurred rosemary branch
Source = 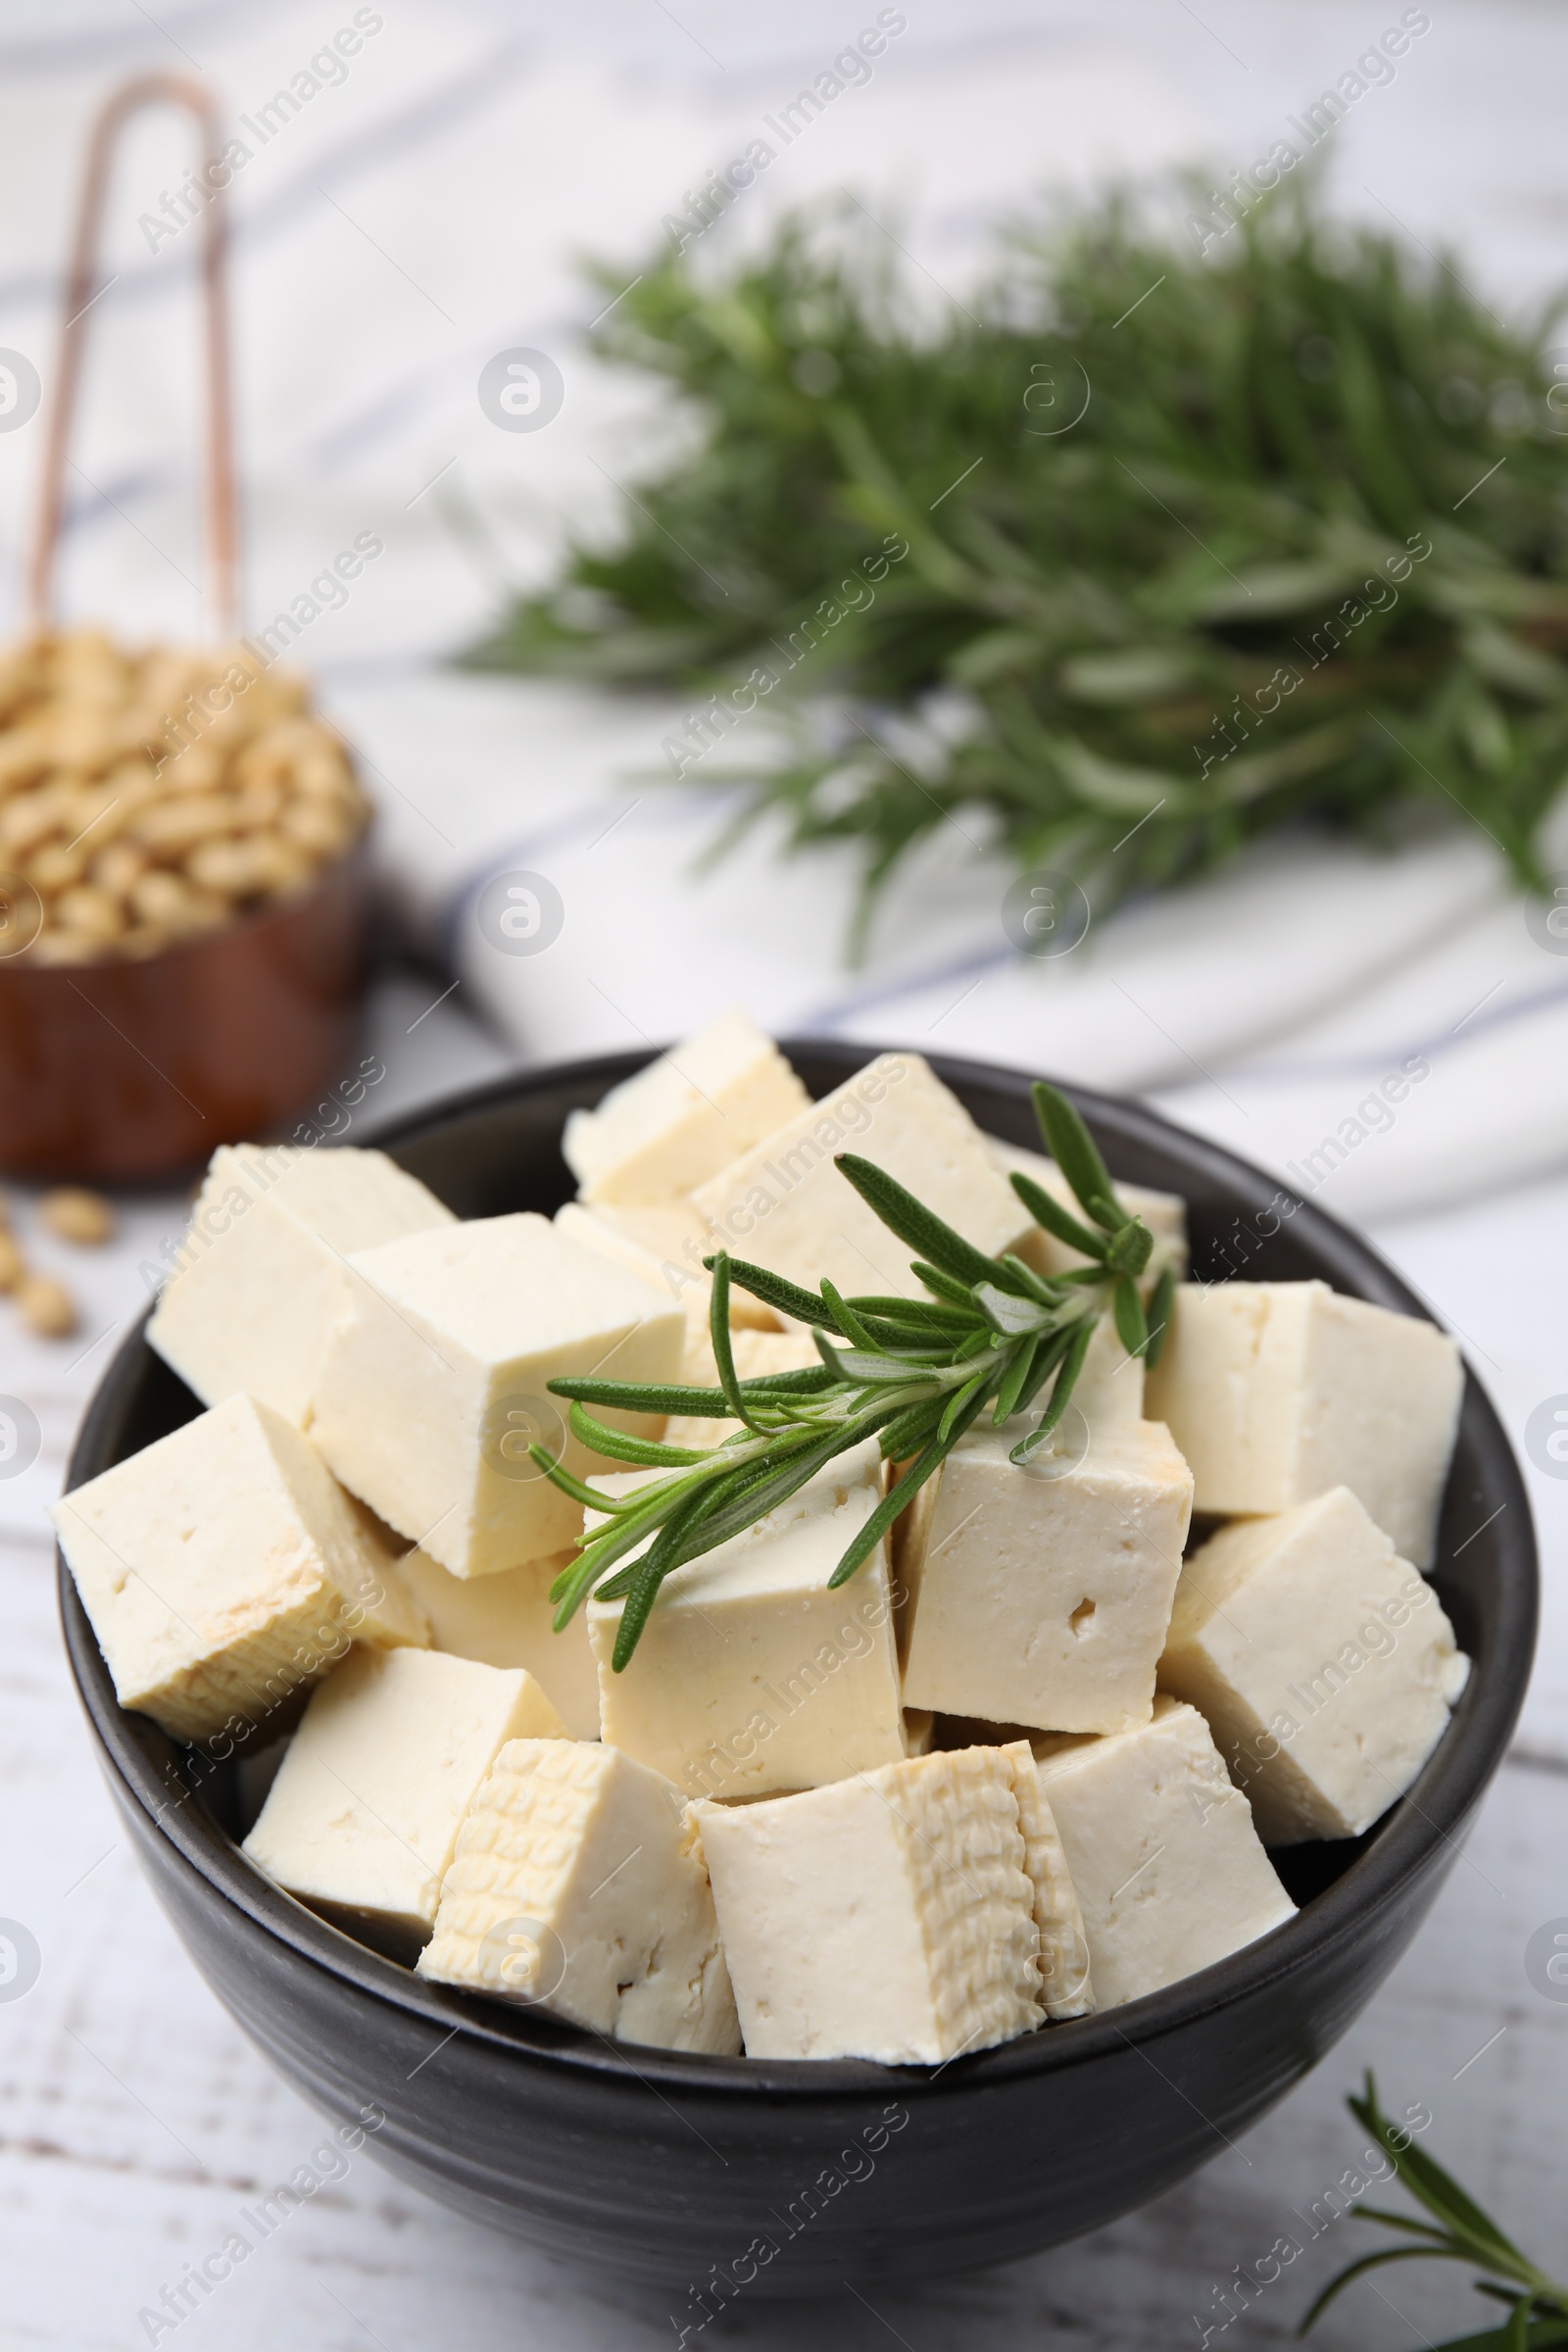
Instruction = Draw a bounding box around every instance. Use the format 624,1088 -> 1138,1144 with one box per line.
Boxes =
465,172 -> 1568,948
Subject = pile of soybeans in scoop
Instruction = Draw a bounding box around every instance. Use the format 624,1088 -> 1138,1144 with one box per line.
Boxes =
0,630 -> 369,965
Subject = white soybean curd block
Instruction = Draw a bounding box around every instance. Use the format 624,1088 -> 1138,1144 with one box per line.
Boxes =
51,1393 -> 427,1746
900,1419 -> 1194,1736
986,1137 -> 1189,1278
696,1745 -> 1059,2063
397,1545 -> 602,1739
586,1443 -> 907,1801
1144,1281 -> 1463,1568
1159,1488 -> 1470,1845
242,1648 -> 565,1947
693,1054 -> 1036,1304
147,1144 -> 455,1425
562,1008 -> 809,1203
554,1200 -> 779,1334
309,1213 -> 684,1580
1033,1698 -> 1297,2009
418,1740 -> 740,2055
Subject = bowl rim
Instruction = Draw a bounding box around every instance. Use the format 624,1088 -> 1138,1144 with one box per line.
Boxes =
58,1041 -> 1540,2099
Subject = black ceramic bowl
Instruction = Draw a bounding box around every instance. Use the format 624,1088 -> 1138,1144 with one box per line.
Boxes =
59,1044 -> 1537,2297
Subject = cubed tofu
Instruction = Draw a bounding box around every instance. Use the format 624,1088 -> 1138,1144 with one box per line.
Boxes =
692,1054 -> 1036,1304
309,1213 -> 685,1580
242,1647 -> 564,1945
562,1009 -> 809,1203
986,1137 -> 1188,1280
1032,1697 -> 1297,2008
587,1442 -> 909,1800
418,1739 -> 741,2054
1144,1281 -> 1462,1569
696,1744 -> 1062,2062
554,1200 -> 779,1335
900,1419 -> 1194,1736
52,1393 -> 428,1745
1071,1311 -> 1149,1428
1158,1486 -> 1469,1844
148,1144 -> 455,1425
398,1545 -> 601,1739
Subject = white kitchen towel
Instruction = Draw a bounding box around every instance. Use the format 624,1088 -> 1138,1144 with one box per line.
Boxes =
326,662 -> 1568,1223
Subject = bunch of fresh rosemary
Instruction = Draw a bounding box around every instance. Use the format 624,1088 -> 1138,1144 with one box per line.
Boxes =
535,1082 -> 1173,1667
466,172 -> 1568,948
1301,2075 -> 1568,2349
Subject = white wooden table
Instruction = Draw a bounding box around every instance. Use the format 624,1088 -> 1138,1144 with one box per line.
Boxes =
3,977 -> 1565,2352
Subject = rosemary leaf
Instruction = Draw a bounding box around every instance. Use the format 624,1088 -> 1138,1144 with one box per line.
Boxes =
1010,1316 -> 1095,1464
1145,1264 -> 1177,1369
835,1152 -> 1027,1292
1113,1274 -> 1150,1358
706,1255 -> 845,1333
708,1252 -> 767,1433
1008,1170 -> 1109,1262
1032,1083 -> 1120,1232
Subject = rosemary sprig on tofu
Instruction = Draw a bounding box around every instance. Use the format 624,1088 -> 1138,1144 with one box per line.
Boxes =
535,1082 -> 1177,1668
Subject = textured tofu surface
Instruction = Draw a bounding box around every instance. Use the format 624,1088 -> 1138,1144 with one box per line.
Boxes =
697,1745 -> 1052,2063
309,1212 -> 684,1579
52,1393 -> 427,1743
1033,1697 -> 1296,2008
1144,1280 -> 1462,1567
562,1009 -> 809,1203
901,1418 -> 1194,1735
418,1738 -> 741,2054
242,1647 -> 564,1937
588,1443 -> 908,1799
1001,1739 -> 1094,2018
397,1545 -> 601,1739
147,1144 -> 455,1425
1160,1486 -> 1470,1842
693,1054 -> 1035,1302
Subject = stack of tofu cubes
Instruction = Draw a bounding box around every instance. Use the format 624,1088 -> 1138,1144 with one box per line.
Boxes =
53,1012 -> 1471,2068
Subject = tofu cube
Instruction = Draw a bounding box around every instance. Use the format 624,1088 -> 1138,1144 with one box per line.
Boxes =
696,1744 -> 1064,2062
900,1419 -> 1194,1735
987,1136 -> 1188,1279
418,1739 -> 740,2054
309,1212 -> 685,1580
1144,1281 -> 1462,1568
1033,1697 -> 1297,2007
242,1647 -> 564,1945
555,1199 -> 781,1334
398,1545 -> 601,1740
587,1443 -> 909,1800
692,1053 -> 1036,1303
562,1008 -> 809,1202
148,1144 -> 455,1425
52,1393 -> 428,1745
1158,1487 -> 1470,1844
